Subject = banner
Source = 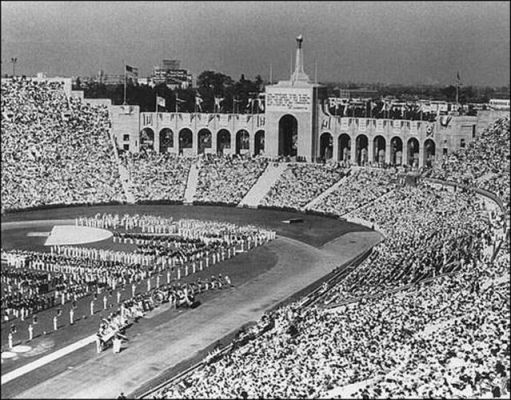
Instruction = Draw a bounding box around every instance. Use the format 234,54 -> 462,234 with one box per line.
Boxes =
266,88 -> 312,112
143,113 -> 153,126
358,118 -> 367,131
340,117 -> 349,130
376,119 -> 384,132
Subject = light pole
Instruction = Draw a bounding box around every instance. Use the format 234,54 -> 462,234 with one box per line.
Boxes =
11,57 -> 17,77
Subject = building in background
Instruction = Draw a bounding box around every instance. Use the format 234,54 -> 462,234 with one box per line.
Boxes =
95,69 -> 137,86
151,59 -> 192,89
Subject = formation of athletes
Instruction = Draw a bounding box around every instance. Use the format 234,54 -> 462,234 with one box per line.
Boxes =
2,213 -> 275,351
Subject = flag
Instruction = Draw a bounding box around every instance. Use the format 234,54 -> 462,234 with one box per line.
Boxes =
125,65 -> 138,78
214,97 -> 224,112
195,94 -> 203,112
440,115 -> 452,127
456,71 -> 461,85
258,93 -> 265,112
343,102 -> 349,116
323,100 -> 332,116
157,96 -> 166,108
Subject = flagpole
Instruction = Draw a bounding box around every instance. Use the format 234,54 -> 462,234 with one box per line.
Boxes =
123,60 -> 127,105
269,64 -> 273,84
175,92 -> 178,113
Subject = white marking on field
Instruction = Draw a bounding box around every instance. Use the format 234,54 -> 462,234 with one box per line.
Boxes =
27,232 -> 51,237
0,334 -> 96,385
10,345 -> 32,353
44,225 -> 112,246
1,352 -> 16,360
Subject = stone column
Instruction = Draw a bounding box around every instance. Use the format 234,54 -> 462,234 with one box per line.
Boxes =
418,140 -> 424,168
368,137 -> 374,166
192,130 -> 199,155
350,135 -> 356,165
332,135 -> 339,162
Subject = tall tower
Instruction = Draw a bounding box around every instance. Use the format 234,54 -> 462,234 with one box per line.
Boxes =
265,35 -> 326,161
291,34 -> 310,83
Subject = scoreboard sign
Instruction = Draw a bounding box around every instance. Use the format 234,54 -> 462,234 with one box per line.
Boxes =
266,89 -> 312,112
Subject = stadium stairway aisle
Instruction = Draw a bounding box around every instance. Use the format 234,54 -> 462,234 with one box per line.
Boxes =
238,162 -> 289,208
184,159 -> 200,204
303,171 -> 350,211
118,165 -> 135,203
107,126 -> 135,203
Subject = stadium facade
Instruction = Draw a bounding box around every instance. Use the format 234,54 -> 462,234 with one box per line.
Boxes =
110,36 -> 480,168
4,36 -> 491,168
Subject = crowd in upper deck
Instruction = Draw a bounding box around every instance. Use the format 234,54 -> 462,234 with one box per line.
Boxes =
1,78 -> 124,212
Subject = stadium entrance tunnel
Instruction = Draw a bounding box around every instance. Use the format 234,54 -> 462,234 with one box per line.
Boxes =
338,133 -> 351,162
320,132 -> 333,160
159,128 -> 174,153
140,128 -> 155,152
198,129 -> 212,154
373,135 -> 386,164
236,129 -> 250,154
424,139 -> 436,168
254,130 -> 265,156
355,134 -> 368,165
391,136 -> 403,165
278,114 -> 298,157
217,129 -> 231,155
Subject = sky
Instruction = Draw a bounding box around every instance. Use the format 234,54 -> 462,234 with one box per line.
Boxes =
1,1 -> 510,86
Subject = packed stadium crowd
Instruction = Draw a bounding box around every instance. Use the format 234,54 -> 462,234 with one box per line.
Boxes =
121,152 -> 192,202
1,78 -> 124,212
153,200 -> 508,400
1,77 -> 510,399
323,184 -> 494,304
194,155 -> 268,204
309,168 -> 397,215
430,116 -> 510,210
149,117 -> 509,398
261,163 -> 348,209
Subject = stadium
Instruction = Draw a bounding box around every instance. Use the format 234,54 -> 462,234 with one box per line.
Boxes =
1,4 -> 510,400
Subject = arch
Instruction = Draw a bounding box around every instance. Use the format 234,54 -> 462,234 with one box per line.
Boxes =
254,130 -> 265,156
178,128 -> 193,153
320,132 -> 333,160
355,134 -> 368,166
216,129 -> 231,155
235,129 -> 250,154
424,139 -> 436,168
198,129 -> 212,154
373,135 -> 386,165
159,128 -> 173,154
390,136 -> 403,165
407,137 -> 420,167
338,133 -> 351,162
278,114 -> 298,157
140,127 -> 155,152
